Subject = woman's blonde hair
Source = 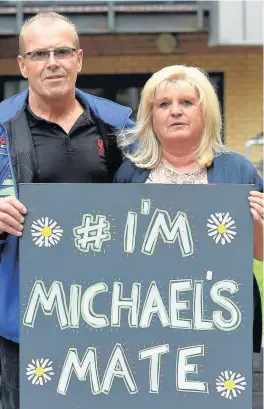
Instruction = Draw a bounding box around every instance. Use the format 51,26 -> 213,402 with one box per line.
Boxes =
118,64 -> 229,168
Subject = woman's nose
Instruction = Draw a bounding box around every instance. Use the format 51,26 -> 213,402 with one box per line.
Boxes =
170,102 -> 182,116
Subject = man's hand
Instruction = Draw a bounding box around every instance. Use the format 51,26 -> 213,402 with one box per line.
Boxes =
0,197 -> 27,237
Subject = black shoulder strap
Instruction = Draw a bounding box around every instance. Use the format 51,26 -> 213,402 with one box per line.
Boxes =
94,116 -> 123,182
253,274 -> 262,353
7,109 -> 38,185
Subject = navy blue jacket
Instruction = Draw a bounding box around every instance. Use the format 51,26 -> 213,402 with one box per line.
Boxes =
114,152 -> 263,189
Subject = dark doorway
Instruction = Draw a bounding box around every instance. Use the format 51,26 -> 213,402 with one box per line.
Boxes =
0,72 -> 224,138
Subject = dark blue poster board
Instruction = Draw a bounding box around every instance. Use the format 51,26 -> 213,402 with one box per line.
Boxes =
20,184 -> 253,409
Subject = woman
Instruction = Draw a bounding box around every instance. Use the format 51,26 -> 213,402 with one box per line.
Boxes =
115,64 -> 263,351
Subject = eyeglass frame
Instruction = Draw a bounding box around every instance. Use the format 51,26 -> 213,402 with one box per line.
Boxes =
21,47 -> 79,61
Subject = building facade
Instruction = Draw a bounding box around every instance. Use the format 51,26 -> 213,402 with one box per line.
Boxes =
0,1 -> 262,166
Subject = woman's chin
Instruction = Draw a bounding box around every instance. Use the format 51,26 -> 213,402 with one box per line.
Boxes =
162,134 -> 194,144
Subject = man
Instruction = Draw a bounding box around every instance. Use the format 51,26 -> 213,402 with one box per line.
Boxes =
0,12 -> 133,408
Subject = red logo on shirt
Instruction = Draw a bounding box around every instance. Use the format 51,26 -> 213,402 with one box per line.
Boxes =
97,139 -> 105,157
0,137 -> 6,148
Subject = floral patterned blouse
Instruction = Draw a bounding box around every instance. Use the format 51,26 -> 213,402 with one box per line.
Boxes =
145,160 -> 208,184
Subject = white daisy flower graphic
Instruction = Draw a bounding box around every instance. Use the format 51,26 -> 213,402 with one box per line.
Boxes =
26,358 -> 54,386
207,212 -> 237,245
31,217 -> 63,247
216,370 -> 247,399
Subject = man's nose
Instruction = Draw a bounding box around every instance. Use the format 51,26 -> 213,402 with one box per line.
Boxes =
46,51 -> 59,68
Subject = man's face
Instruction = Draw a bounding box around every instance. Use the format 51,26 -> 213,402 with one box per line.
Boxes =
17,18 -> 83,101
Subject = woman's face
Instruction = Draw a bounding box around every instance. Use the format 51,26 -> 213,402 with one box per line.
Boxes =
152,86 -> 205,147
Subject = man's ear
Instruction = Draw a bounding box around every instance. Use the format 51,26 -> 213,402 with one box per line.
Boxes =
17,55 -> 28,79
77,49 -> 83,73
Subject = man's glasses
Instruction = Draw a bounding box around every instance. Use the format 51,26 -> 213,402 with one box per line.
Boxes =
22,47 -> 78,61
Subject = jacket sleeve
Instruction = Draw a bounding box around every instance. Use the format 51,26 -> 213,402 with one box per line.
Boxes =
251,166 -> 263,192
0,127 -> 13,255
229,152 -> 263,189
124,117 -> 135,130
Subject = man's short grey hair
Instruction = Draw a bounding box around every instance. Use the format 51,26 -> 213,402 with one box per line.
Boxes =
19,12 -> 80,54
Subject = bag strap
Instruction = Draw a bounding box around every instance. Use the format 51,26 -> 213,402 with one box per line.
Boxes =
8,109 -> 38,185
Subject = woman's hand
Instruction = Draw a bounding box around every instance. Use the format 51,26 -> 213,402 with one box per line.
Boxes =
249,191 -> 264,221
249,191 -> 264,261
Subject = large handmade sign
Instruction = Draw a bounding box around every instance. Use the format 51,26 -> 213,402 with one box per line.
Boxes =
20,184 -> 253,409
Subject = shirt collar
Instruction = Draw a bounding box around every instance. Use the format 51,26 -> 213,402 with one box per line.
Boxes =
26,98 -> 94,128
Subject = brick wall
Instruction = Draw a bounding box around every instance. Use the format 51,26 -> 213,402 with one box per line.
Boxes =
0,33 -> 262,161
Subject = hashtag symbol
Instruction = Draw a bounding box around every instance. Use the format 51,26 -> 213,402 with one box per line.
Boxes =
73,214 -> 111,252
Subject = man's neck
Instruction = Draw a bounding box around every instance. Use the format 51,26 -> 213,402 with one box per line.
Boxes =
28,92 -> 84,133
28,92 -> 82,123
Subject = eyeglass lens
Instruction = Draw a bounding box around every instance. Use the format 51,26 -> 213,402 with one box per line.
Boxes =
30,47 -> 75,61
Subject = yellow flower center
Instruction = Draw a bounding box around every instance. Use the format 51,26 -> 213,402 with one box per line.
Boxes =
217,224 -> 227,234
41,226 -> 52,237
34,366 -> 44,377
224,380 -> 235,390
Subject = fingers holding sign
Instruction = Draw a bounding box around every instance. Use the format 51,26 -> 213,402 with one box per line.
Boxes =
249,191 -> 264,222
0,197 -> 27,236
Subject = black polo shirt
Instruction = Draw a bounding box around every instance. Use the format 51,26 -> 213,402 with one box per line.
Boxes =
25,104 -> 109,183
